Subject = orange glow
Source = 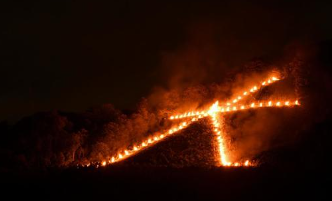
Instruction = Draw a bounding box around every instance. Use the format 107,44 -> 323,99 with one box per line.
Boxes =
244,160 -> 249,166
91,120 -> 195,166
209,102 -> 229,166
223,74 -> 281,109
84,98 -> 299,168
79,72 -> 300,168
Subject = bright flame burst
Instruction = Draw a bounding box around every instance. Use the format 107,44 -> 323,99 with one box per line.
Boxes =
81,73 -> 300,168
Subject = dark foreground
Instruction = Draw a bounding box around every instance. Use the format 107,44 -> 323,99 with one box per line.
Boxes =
1,165 -> 330,201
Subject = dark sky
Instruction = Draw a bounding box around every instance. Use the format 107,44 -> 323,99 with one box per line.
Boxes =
1,0 -> 331,121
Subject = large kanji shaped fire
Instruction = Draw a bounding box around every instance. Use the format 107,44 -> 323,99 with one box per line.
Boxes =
83,72 -> 300,168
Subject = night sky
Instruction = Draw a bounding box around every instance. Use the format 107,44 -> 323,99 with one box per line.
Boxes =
1,0 -> 331,122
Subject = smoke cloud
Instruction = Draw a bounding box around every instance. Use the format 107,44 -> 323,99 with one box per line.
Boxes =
1,2 -> 332,169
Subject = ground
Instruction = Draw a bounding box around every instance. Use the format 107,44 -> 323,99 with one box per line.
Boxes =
2,165 -> 329,200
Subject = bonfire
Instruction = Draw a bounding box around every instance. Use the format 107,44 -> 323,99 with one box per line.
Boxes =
82,72 -> 300,168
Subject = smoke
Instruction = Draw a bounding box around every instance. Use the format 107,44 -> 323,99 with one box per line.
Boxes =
219,42 -> 332,164
143,26 -> 332,166
2,3 -> 332,169
2,39 -> 331,169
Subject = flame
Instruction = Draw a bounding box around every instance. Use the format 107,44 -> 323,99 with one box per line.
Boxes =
209,103 -> 229,166
208,101 -> 257,167
208,101 -> 220,114
91,119 -> 198,166
79,72 -> 300,168
244,160 -> 249,166
83,99 -> 299,168
222,75 -> 281,108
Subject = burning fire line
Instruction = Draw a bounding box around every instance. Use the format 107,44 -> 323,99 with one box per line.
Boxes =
217,99 -> 300,113
169,100 -> 299,120
206,100 -> 299,167
210,116 -> 249,166
165,73 -> 299,167
91,99 -> 299,168
80,72 -> 300,168
82,117 -> 205,168
170,75 -> 281,120
208,101 -> 232,166
225,75 -> 280,106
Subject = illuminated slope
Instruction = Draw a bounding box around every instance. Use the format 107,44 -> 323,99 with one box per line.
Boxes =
105,119 -> 217,167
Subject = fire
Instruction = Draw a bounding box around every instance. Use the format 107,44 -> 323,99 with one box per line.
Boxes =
88,119 -> 202,167
244,160 -> 249,166
79,72 -> 300,168
225,75 -> 281,108
209,102 -> 229,166
164,73 -> 298,167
